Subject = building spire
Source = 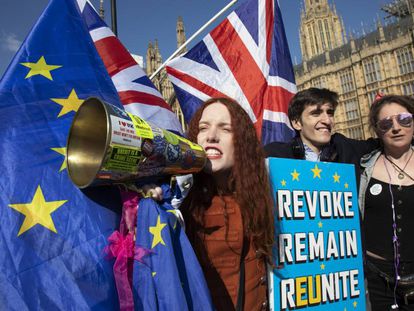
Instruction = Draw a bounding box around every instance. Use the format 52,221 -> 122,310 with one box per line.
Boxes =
154,39 -> 162,68
304,0 -> 329,10
99,0 -> 105,20
176,16 -> 187,52
299,0 -> 346,60
349,31 -> 356,53
332,0 -> 337,14
146,41 -> 154,76
377,15 -> 385,42
341,16 -> 347,43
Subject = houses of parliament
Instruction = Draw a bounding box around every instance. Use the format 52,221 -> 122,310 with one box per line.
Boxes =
97,0 -> 187,128
100,0 -> 414,138
295,0 -> 414,139
145,16 -> 187,130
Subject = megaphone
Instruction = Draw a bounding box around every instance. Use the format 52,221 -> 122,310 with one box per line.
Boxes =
66,97 -> 206,188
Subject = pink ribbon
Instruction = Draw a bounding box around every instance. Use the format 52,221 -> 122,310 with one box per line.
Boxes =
105,231 -> 135,311
119,191 -> 139,235
104,190 -> 152,311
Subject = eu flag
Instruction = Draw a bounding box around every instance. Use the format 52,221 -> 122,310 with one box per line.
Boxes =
0,0 -> 123,308
133,190 -> 214,311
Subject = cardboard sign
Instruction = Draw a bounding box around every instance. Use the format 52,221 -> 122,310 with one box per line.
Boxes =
267,158 -> 366,311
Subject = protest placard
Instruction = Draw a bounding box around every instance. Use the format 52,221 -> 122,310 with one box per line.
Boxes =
268,158 -> 366,311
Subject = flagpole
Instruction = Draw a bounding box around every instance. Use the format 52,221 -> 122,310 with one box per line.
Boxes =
111,0 -> 118,36
150,0 -> 238,80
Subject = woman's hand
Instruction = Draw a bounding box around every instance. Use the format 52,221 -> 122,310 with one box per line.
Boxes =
141,184 -> 163,201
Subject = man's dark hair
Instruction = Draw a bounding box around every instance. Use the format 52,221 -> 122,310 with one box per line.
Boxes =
288,88 -> 339,123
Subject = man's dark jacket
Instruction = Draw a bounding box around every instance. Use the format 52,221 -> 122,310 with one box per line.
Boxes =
264,133 -> 378,186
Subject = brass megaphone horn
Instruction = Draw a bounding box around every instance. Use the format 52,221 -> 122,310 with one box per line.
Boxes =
66,97 -> 206,188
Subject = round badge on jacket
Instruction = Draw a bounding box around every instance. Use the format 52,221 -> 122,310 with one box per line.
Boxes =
369,183 -> 382,196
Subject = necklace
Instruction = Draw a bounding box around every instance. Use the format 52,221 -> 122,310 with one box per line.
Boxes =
384,149 -> 414,181
383,157 -> 401,310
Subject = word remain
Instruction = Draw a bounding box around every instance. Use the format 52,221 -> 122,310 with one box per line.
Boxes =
278,230 -> 358,264
280,270 -> 360,309
277,190 -> 354,219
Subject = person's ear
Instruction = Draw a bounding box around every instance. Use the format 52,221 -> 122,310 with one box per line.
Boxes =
292,119 -> 302,131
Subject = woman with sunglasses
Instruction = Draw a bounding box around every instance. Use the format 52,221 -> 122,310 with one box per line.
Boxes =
359,95 -> 414,310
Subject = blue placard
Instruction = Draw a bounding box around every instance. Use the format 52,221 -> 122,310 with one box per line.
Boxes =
267,158 -> 366,311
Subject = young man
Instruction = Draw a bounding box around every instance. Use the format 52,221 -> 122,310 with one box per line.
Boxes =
264,88 -> 378,182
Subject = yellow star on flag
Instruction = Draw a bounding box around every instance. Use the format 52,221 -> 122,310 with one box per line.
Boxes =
149,215 -> 167,248
333,172 -> 340,183
167,209 -> 179,229
51,89 -> 84,117
291,169 -> 300,181
320,263 -> 325,270
51,147 -> 67,172
281,179 -> 287,186
345,183 -> 349,189
318,221 -> 323,228
311,164 -> 322,179
8,185 -> 67,236
20,56 -> 62,80
152,272 -> 157,277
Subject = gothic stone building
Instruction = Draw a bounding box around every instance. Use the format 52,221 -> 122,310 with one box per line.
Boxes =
146,17 -> 187,131
98,1 -> 187,131
295,0 -> 414,139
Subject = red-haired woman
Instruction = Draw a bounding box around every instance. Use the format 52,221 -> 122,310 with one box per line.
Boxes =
181,97 -> 274,311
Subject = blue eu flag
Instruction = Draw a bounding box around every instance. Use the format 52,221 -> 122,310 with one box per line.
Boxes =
133,191 -> 214,311
0,0 -> 123,309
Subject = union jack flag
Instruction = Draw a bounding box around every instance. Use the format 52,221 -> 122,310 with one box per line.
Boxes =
79,0 -> 182,134
166,0 -> 296,144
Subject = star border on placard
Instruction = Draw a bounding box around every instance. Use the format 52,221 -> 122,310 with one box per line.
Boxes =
311,164 -> 322,179
291,169 -> 300,181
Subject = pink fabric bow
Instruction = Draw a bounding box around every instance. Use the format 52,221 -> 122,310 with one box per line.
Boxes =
104,190 -> 152,311
120,191 -> 139,234
105,231 -> 135,311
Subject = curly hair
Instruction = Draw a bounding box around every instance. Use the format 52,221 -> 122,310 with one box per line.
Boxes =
369,95 -> 414,133
181,97 -> 275,263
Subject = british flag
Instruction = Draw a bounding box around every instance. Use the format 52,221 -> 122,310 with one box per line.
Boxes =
78,0 -> 182,134
166,0 -> 296,144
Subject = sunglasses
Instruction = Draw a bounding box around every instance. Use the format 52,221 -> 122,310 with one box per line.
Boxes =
376,112 -> 413,133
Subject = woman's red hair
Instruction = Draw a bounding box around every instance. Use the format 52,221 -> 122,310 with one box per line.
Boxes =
182,97 -> 275,262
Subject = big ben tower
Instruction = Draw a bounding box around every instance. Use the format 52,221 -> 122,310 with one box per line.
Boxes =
300,0 -> 347,61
